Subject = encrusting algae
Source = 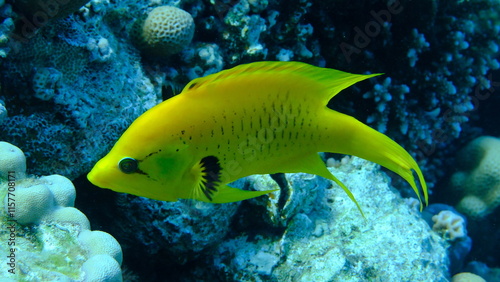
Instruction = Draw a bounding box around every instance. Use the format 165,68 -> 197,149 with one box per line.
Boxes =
88,61 -> 428,214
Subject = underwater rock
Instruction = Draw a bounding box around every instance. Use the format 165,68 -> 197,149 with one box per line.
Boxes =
108,192 -> 240,265
0,141 -> 123,281
193,157 -> 449,281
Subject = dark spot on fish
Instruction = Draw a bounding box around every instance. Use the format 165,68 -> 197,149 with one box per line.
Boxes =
181,130 -> 185,135
221,126 -> 224,135
211,130 -> 215,137
189,82 -> 197,89
118,157 -> 138,174
199,156 -> 222,201
176,149 -> 179,152
189,136 -> 192,140
217,144 -> 221,149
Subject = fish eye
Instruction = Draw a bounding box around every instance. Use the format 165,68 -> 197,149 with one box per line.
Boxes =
118,157 -> 138,174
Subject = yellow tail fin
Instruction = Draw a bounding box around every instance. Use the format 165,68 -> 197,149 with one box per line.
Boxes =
321,109 -> 428,210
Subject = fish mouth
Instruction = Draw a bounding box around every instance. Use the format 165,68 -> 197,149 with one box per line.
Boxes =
87,167 -> 104,188
87,161 -> 112,189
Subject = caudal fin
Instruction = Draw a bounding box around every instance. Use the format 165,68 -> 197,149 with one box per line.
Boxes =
321,109 -> 428,210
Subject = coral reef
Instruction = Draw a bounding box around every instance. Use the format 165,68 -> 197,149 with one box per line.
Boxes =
449,136 -> 500,219
0,142 -> 122,281
195,157 -> 448,281
98,157 -> 448,280
0,10 -> 161,178
131,6 -> 195,57
0,0 -> 499,279
424,204 -> 472,275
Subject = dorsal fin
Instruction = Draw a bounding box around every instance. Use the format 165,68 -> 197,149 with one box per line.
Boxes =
181,61 -> 382,104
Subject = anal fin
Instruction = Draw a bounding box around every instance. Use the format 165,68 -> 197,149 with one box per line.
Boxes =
279,153 -> 365,217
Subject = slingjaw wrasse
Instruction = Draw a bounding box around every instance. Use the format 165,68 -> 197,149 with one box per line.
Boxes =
88,61 -> 428,213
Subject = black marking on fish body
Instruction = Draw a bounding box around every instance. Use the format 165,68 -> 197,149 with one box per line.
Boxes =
211,130 -> 215,137
144,150 -> 161,159
199,156 -> 222,201
181,130 -> 185,135
259,116 -> 262,128
188,82 -> 197,89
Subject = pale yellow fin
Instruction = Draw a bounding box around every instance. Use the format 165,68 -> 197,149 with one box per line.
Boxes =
320,109 -> 428,210
292,153 -> 365,217
270,153 -> 364,216
206,185 -> 278,204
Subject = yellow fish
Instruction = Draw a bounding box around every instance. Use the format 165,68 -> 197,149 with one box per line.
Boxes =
88,61 -> 428,213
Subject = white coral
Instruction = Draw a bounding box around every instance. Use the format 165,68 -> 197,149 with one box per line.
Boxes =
432,210 -> 466,241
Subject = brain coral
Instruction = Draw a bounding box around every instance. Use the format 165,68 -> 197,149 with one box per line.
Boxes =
0,141 -> 122,280
131,6 -> 195,57
449,136 -> 500,219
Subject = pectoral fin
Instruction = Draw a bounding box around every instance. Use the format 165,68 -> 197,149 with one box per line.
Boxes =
208,185 -> 278,204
